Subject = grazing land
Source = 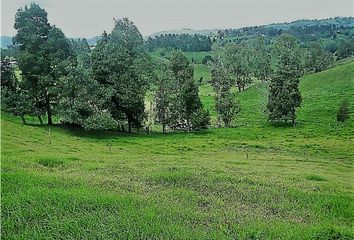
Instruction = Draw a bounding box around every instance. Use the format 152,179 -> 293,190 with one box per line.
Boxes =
2,61 -> 353,239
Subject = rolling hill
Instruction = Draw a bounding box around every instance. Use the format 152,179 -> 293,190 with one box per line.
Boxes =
1,60 -> 353,239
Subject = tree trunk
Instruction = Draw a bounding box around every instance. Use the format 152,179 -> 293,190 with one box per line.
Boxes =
237,81 -> 242,92
20,116 -> 27,125
128,119 -> 132,133
38,116 -> 43,125
46,96 -> 52,125
162,124 -> 166,134
292,118 -> 295,127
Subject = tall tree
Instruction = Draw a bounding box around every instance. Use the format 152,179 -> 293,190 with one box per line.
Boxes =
267,34 -> 303,126
1,58 -> 31,124
210,57 -> 240,127
154,61 -> 174,133
14,3 -> 73,124
253,36 -> 273,81
224,42 -> 253,92
92,18 -> 153,133
167,51 -> 210,131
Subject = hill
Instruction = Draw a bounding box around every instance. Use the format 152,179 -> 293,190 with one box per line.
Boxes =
2,60 -> 353,239
0,36 -> 13,49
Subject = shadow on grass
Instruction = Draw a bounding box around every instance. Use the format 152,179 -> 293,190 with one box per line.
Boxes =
26,122 -> 212,140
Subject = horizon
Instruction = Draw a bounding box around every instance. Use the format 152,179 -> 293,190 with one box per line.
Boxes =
1,0 -> 353,38
1,16 -> 353,39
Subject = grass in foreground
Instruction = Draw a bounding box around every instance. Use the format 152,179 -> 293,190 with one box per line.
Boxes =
1,62 -> 353,239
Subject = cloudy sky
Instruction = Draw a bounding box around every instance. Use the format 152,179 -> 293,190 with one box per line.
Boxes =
1,0 -> 353,38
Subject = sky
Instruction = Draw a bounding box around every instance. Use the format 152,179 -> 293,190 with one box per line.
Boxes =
1,0 -> 354,38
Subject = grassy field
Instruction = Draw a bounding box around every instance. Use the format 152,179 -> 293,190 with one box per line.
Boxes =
1,61 -> 353,239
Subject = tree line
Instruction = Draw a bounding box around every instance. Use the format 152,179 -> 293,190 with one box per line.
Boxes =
1,3 -> 350,132
1,3 -> 210,133
145,34 -> 212,52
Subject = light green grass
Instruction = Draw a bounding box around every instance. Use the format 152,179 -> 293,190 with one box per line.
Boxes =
194,64 -> 211,83
1,61 -> 354,239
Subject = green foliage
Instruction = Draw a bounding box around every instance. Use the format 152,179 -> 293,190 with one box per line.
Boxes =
253,36 -> 273,81
305,41 -> 335,73
155,51 -> 210,131
215,91 -> 240,127
336,100 -> 350,122
267,34 -> 303,125
201,55 -> 213,65
1,58 -> 32,123
224,42 -> 253,92
14,3 -> 74,125
145,34 -> 212,52
92,18 -> 153,132
210,57 -> 240,127
336,35 -> 354,60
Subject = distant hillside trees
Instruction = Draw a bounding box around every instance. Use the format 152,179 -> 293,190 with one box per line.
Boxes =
305,42 -> 334,73
210,58 -> 240,127
253,36 -> 273,81
267,34 -> 303,126
336,35 -> 354,60
154,51 -> 210,131
14,3 -> 74,125
145,34 -> 212,52
92,18 -> 153,133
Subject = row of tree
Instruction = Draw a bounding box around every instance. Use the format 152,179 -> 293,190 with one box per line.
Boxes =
1,3 -> 209,132
206,34 -> 303,126
145,34 -> 212,52
1,3 -> 349,132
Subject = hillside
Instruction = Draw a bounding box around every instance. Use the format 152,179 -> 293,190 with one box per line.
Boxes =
2,61 -> 353,239
0,36 -> 13,49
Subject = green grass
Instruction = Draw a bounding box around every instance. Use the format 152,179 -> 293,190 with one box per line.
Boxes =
2,61 -> 354,239
194,64 -> 211,82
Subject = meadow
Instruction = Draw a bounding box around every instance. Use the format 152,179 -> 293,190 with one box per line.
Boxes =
1,60 -> 353,239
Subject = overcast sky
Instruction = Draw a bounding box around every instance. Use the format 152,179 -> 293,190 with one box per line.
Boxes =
1,0 -> 353,38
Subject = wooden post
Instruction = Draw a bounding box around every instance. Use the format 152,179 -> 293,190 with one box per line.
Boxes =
48,128 -> 52,144
107,144 -> 112,154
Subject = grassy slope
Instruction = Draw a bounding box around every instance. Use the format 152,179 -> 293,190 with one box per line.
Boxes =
2,62 -> 354,239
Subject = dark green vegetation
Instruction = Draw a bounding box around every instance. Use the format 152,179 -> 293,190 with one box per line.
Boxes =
2,60 -> 353,239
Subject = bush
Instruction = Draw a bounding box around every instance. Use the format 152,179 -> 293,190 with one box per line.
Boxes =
337,100 -> 350,122
202,55 -> 213,65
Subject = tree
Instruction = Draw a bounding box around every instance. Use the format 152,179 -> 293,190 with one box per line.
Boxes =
154,61 -> 174,133
336,36 -> 354,60
92,18 -> 153,133
337,100 -> 350,123
57,64 -> 117,130
166,51 -> 210,131
1,58 -> 32,124
253,36 -> 273,81
210,57 -> 240,127
224,42 -> 253,92
14,3 -> 74,125
305,42 -> 334,73
267,34 -> 303,126
215,91 -> 240,127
